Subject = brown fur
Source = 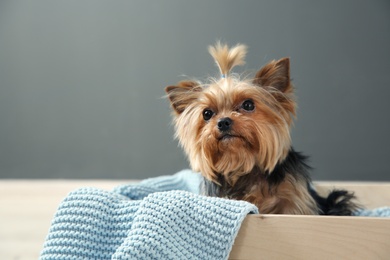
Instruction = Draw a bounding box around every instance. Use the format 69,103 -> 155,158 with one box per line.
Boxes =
200,161 -> 319,214
243,174 -> 318,214
166,48 -> 294,184
165,43 -> 350,215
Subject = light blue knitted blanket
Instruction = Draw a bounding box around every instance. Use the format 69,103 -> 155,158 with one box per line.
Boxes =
40,170 -> 390,259
40,170 -> 258,259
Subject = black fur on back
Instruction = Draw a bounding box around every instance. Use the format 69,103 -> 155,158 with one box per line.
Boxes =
201,148 -> 359,215
266,149 -> 311,187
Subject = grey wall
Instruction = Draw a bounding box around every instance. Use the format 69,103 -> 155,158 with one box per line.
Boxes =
0,0 -> 389,180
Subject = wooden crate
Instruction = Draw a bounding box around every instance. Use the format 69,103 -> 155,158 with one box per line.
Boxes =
230,183 -> 390,259
0,181 -> 389,259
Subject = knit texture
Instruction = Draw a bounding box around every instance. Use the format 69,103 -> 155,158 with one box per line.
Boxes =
40,170 -> 258,260
40,169 -> 390,259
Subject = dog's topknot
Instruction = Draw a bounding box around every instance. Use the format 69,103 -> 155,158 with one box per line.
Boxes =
208,42 -> 247,78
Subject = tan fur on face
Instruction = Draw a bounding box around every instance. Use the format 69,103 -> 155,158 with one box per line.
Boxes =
166,53 -> 295,184
194,78 -> 294,183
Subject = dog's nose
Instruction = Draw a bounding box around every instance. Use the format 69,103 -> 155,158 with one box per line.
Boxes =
217,117 -> 233,132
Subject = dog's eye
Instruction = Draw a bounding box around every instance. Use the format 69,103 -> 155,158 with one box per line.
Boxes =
203,109 -> 214,121
242,100 -> 255,111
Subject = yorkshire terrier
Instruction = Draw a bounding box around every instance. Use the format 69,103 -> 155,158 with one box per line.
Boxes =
165,42 -> 357,215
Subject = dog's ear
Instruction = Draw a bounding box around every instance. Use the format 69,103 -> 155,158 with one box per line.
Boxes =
165,80 -> 202,114
253,58 -> 291,93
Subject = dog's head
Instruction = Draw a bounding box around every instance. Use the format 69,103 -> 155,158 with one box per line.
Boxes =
166,43 -> 296,185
